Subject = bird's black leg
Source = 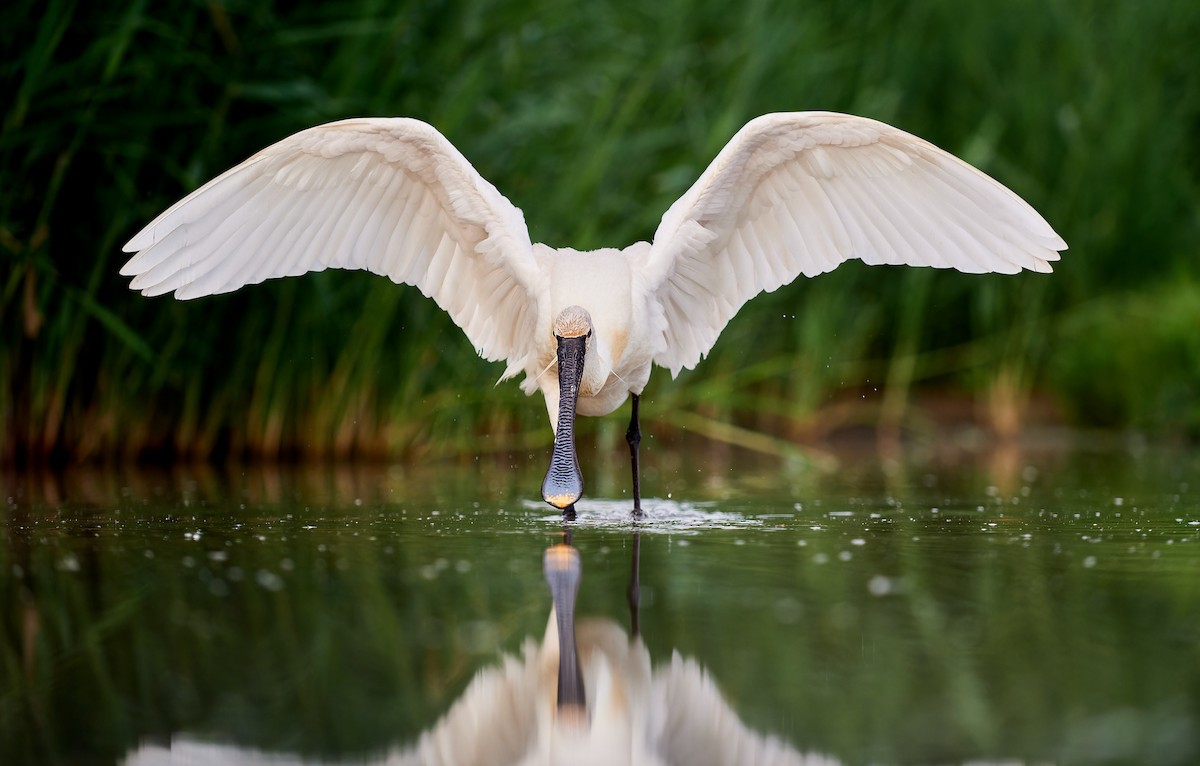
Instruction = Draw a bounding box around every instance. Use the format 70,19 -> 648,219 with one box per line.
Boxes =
562,503 -> 577,522
626,394 -> 643,517
628,529 -> 642,638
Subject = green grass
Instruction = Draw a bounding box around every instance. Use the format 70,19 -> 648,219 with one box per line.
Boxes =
2,0 -> 1199,462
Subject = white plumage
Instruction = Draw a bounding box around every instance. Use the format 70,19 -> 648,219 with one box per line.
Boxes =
122,112 -> 1066,510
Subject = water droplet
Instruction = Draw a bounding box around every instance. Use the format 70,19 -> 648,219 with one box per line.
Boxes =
256,570 -> 284,591
868,575 -> 893,596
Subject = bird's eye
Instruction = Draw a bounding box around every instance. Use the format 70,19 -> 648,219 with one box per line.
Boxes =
586,330 -> 593,339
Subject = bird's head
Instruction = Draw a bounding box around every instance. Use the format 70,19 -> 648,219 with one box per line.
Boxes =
552,305 -> 613,398
553,305 -> 593,344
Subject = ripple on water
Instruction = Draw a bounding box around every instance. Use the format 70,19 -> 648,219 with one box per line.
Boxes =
523,497 -> 769,533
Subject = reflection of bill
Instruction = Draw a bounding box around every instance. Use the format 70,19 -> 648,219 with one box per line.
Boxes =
124,539 -> 835,766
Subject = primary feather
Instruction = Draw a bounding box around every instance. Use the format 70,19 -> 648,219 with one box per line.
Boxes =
122,118 -> 543,377
640,112 -> 1064,375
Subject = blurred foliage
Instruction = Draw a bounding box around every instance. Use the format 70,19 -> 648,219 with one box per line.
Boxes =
2,0 -> 1199,462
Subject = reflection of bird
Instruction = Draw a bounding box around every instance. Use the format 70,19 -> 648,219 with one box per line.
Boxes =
123,537 -> 836,766
121,113 -> 1066,513
122,617 -> 835,766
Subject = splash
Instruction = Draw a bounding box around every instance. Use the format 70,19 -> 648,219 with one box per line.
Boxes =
524,497 -> 768,533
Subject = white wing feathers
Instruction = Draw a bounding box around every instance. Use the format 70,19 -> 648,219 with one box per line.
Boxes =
121,118 -> 541,376
641,112 -> 1068,376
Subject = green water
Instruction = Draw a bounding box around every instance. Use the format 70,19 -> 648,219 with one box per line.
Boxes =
2,446 -> 1199,765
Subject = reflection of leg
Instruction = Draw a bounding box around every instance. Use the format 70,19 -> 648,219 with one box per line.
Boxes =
544,544 -> 585,713
627,530 -> 641,638
626,394 -> 642,517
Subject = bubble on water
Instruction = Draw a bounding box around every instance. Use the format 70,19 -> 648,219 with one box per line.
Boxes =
850,538 -> 866,546
838,551 -> 852,562
868,575 -> 893,596
1113,497 -> 1124,506
420,559 -> 449,580
774,596 -> 802,625
1083,556 -> 1097,568
256,570 -> 285,592
813,553 -> 829,565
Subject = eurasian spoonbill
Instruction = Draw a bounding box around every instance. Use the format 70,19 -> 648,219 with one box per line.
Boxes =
121,112 -> 1067,515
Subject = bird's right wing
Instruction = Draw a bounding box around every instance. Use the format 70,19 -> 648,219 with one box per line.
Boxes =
121,118 -> 543,377
638,112 -> 1067,376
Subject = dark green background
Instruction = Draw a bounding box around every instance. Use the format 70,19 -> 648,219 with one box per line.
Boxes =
3,0 -> 1199,462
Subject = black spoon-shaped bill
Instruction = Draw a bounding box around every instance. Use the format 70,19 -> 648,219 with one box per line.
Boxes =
541,334 -> 587,510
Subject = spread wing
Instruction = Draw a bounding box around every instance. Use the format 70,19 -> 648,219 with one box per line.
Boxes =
121,118 -> 543,375
638,112 -> 1067,376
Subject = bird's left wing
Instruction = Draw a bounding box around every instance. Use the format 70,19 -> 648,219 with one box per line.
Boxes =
636,112 -> 1067,376
122,118 -> 542,376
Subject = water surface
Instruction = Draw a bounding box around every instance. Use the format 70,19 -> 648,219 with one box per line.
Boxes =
3,446 -> 1198,764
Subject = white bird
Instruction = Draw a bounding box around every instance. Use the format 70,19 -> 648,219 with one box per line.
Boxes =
121,112 -> 1066,514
